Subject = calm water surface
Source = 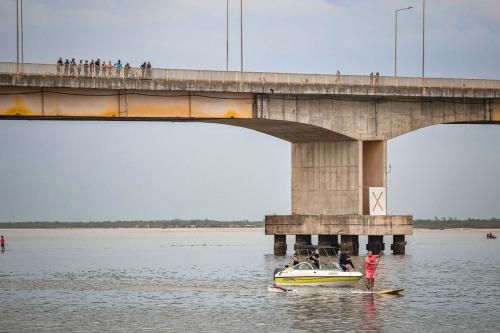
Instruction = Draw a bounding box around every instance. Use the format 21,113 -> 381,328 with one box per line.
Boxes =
1,229 -> 499,332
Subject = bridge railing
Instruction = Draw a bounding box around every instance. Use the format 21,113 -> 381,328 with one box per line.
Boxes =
1,61 -> 500,90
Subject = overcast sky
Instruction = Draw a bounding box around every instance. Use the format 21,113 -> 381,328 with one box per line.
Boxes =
0,0 -> 499,222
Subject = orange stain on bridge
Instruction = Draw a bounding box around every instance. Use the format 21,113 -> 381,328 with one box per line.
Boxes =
2,96 -> 36,116
0,91 -> 253,119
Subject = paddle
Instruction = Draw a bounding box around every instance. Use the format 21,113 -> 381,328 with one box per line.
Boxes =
374,251 -> 384,273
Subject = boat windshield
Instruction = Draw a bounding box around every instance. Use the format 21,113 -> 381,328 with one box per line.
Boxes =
320,262 -> 342,271
292,262 -> 315,271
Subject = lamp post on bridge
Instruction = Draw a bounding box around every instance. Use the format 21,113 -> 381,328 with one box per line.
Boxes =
240,0 -> 243,72
226,0 -> 229,71
394,6 -> 413,77
16,0 -> 24,68
422,0 -> 426,79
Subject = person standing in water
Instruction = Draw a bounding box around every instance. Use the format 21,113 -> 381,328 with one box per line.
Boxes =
339,251 -> 355,272
365,250 -> 383,291
1,235 -> 5,252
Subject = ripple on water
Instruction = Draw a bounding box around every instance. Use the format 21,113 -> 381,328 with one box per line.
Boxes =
1,230 -> 500,332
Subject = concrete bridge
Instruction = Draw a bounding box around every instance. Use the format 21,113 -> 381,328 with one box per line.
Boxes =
1,62 -> 499,255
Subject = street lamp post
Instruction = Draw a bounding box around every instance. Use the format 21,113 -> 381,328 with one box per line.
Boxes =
240,0 -> 243,72
16,0 -> 19,66
394,6 -> 413,77
422,0 -> 426,79
226,0 -> 229,71
20,0 -> 24,64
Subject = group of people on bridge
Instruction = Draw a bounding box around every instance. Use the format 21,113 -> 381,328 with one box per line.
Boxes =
335,70 -> 381,86
56,58 -> 153,79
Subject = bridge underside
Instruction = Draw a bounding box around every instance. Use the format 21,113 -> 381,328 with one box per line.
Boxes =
1,82 -> 499,256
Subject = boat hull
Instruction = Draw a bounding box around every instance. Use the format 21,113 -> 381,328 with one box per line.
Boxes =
274,273 -> 363,287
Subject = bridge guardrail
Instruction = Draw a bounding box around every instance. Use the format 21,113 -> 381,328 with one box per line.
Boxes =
1,62 -> 499,90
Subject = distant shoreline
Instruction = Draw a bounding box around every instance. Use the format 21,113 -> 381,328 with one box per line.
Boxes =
1,219 -> 499,230
0,227 -> 500,234
0,227 -> 265,232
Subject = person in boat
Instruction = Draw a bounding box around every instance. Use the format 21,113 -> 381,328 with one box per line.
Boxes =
339,251 -> 355,272
365,251 -> 383,291
309,252 -> 320,269
292,254 -> 300,266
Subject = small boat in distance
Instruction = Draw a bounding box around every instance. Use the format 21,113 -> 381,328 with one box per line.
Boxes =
486,232 -> 496,239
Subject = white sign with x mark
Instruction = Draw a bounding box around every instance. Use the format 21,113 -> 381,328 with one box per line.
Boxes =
369,187 -> 386,216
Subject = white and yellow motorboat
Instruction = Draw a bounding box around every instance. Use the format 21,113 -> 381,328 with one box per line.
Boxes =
274,262 -> 363,287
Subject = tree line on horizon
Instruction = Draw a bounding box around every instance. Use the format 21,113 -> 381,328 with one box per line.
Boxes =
0,219 -> 263,229
0,218 -> 499,229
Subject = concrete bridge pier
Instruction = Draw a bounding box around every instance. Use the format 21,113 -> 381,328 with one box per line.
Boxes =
340,235 -> 359,256
273,235 -> 287,256
366,235 -> 385,254
391,235 -> 406,255
295,235 -> 312,247
318,234 -> 339,256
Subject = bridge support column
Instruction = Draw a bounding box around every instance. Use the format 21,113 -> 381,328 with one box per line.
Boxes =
265,139 -> 412,256
340,235 -> 359,256
273,235 -> 287,256
366,235 -> 385,254
318,234 -> 339,256
391,235 -> 406,255
292,141 -> 362,216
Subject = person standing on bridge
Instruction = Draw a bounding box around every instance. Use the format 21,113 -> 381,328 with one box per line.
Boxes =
69,58 -> 76,76
57,57 -> 63,76
146,62 -> 152,79
77,60 -> 82,77
95,59 -> 101,77
64,59 -> 69,76
102,61 -> 107,78
375,72 -> 380,86
114,60 -> 123,78
369,72 -> 374,86
107,61 -> 113,78
124,63 -> 131,78
140,62 -> 146,79
1,235 -> 5,252
83,60 -> 89,77
336,70 -> 341,86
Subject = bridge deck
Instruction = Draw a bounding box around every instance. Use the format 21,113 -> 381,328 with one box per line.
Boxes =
1,62 -> 500,99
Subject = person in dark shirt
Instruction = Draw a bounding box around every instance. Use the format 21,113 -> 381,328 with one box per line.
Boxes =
1,235 -> 5,252
292,254 -> 300,266
339,251 -> 355,272
309,252 -> 320,269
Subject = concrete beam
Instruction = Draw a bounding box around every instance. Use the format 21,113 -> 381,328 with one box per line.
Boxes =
265,214 -> 413,236
2,74 -> 499,99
